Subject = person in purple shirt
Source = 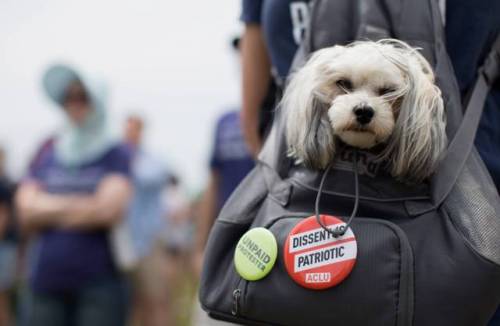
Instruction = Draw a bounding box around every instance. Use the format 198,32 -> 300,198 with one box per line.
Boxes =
15,64 -> 132,326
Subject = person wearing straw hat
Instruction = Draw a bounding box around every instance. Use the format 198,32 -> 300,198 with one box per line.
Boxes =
15,64 -> 132,326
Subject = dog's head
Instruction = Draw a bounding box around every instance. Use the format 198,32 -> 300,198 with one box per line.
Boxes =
284,39 -> 446,182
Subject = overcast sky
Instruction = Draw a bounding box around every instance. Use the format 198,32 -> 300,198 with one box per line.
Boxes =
0,0 -> 242,192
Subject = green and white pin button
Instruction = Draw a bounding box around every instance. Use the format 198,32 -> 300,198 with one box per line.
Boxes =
234,227 -> 278,281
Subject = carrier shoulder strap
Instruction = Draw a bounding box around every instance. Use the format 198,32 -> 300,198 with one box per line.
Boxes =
431,34 -> 500,206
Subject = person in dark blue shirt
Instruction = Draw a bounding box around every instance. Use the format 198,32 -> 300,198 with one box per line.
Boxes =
209,111 -> 256,212
445,1 -> 500,325
240,0 -> 311,157
16,64 -> 132,326
446,0 -> 500,189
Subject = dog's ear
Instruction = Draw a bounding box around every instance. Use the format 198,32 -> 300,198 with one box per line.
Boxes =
384,50 -> 447,182
283,46 -> 345,169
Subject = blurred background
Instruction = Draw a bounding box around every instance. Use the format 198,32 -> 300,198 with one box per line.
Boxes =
0,0 -> 241,189
0,1 -> 245,326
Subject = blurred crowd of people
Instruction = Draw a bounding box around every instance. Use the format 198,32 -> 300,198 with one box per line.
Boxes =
2,67 -> 171,326
0,30 -> 253,326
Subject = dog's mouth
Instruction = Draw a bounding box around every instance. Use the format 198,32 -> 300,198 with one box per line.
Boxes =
336,128 -> 378,149
341,124 -> 375,134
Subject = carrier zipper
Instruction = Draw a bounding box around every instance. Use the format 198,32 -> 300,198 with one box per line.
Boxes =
232,289 -> 241,316
232,277 -> 245,316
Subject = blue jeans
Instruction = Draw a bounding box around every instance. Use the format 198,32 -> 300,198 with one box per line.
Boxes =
0,242 -> 16,291
23,278 -> 128,326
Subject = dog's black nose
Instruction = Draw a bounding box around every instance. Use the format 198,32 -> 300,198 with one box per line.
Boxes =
353,105 -> 374,125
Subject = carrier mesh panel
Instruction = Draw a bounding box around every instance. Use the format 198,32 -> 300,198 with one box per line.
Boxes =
444,150 -> 500,265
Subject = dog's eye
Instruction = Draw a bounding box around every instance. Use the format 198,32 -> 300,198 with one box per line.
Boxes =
336,79 -> 353,92
378,86 -> 396,96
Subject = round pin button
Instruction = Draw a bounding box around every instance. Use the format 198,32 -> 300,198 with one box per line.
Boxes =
234,227 -> 278,281
284,215 -> 357,290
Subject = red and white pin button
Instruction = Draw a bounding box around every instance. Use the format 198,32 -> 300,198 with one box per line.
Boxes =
284,215 -> 357,290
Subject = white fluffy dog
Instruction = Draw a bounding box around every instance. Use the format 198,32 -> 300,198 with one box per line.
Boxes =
284,39 -> 447,182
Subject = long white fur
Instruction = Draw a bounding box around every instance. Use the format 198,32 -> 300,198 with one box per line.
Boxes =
283,39 -> 447,182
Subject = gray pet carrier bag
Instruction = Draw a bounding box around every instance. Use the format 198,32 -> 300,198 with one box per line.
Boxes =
199,0 -> 500,325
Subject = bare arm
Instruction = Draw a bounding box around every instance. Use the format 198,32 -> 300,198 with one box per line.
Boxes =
16,175 -> 132,232
0,203 -> 8,239
241,24 -> 272,157
58,174 -> 132,230
15,182 -> 67,231
193,170 -> 220,276
195,170 -> 220,253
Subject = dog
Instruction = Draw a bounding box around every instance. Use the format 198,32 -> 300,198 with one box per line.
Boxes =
283,39 -> 447,182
